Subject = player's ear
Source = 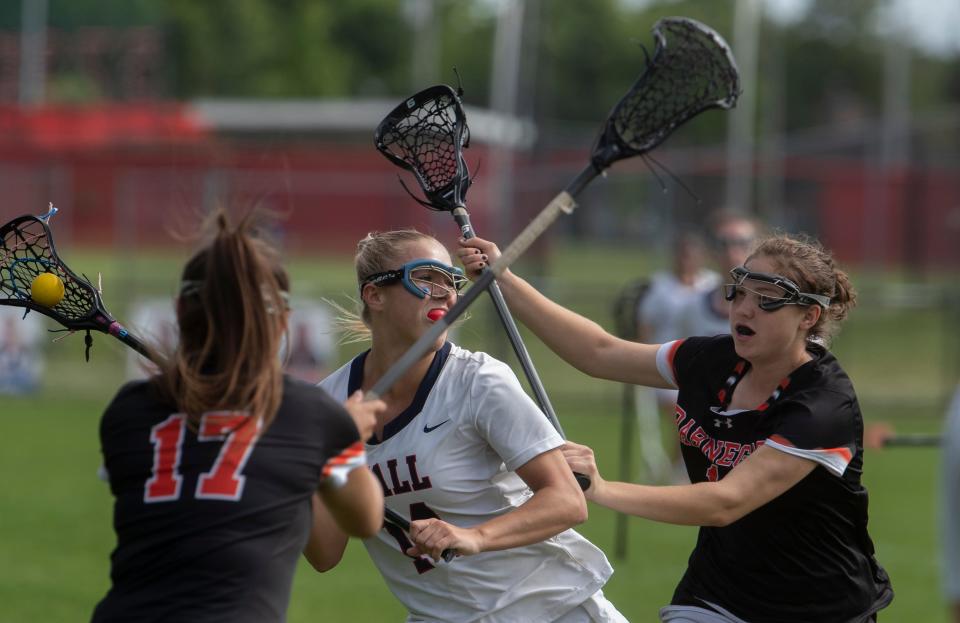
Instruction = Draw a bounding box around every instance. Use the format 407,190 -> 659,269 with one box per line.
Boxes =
362,282 -> 385,312
799,304 -> 821,331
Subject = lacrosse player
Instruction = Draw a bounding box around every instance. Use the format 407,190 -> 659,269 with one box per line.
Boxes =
460,232 -> 893,623
93,210 -> 384,623
305,229 -> 625,622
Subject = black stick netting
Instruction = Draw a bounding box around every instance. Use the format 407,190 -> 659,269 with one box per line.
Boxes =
594,17 -> 740,169
0,216 -> 99,326
375,85 -> 471,211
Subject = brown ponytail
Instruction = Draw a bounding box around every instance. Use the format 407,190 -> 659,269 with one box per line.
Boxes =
154,209 -> 289,429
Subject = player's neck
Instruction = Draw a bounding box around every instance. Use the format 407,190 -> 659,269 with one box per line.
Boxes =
363,344 -> 434,413
742,346 -> 811,393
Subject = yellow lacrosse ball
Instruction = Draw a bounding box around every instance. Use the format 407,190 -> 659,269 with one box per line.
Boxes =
31,272 -> 65,307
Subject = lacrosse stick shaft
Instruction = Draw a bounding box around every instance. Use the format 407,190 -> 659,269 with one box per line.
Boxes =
452,207 -> 565,438
368,164 -> 599,402
384,507 -> 455,562
882,433 -> 941,447
452,207 -> 591,491
100,319 -> 151,360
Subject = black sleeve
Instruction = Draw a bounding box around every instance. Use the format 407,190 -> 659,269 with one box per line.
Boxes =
672,335 -> 730,390
766,391 -> 858,476
313,386 -> 361,457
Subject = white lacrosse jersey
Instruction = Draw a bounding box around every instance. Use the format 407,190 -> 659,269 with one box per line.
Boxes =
637,269 -> 720,344
319,342 -> 614,623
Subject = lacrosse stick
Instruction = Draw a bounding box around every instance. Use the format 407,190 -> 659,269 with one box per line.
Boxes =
0,207 -> 148,361
375,83 -> 576,460
882,434 -> 941,448
368,16 -> 740,412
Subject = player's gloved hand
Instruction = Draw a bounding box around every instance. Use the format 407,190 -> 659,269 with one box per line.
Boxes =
456,236 -> 503,281
561,441 -> 605,502
407,518 -> 480,562
343,390 -> 384,441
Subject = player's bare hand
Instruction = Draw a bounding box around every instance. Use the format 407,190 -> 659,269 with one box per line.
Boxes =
561,441 -> 605,501
456,236 -> 503,281
863,422 -> 895,450
407,518 -> 480,562
343,390 -> 384,440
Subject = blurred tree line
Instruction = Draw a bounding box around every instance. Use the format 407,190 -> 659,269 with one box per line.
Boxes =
1,0 -> 958,135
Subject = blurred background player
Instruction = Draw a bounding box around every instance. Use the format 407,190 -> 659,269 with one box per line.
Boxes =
92,209 -> 385,623
634,229 -> 718,483
678,210 -> 759,338
460,232 -> 892,622
304,229 -> 625,622
944,384 -> 960,623
126,297 -> 335,384
282,303 -> 335,384
0,306 -> 43,394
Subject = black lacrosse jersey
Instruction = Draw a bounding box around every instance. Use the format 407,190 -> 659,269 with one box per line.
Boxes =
91,376 -> 360,623
661,336 -> 893,622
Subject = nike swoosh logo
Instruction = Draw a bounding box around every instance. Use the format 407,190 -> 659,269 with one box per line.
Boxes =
423,419 -> 451,433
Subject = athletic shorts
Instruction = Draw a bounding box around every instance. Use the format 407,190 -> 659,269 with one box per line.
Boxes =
555,590 -> 628,622
660,603 -> 879,623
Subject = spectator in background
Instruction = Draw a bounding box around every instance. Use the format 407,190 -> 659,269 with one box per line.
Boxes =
679,210 -> 760,338
127,297 -> 336,385
283,303 -> 336,384
0,308 -> 43,394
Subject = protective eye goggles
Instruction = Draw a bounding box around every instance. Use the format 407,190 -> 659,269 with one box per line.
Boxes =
723,266 -> 831,312
361,259 -> 467,300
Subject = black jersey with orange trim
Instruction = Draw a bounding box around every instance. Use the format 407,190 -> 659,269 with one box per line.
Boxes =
663,335 -> 893,622
92,376 -> 359,623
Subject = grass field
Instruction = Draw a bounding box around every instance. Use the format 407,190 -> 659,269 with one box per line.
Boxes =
0,243 -> 952,622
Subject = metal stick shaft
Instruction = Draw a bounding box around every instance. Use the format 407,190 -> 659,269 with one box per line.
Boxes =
452,207 -> 564,437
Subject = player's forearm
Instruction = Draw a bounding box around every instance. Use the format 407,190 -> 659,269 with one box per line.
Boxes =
591,479 -> 740,527
303,493 -> 350,572
496,271 -> 624,378
473,483 -> 587,552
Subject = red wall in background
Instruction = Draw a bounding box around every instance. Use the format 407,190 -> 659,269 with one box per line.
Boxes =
1,105 -> 957,266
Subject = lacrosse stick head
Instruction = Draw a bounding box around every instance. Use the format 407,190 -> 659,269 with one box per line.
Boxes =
374,84 -> 472,212
590,17 -> 741,171
0,214 -> 120,335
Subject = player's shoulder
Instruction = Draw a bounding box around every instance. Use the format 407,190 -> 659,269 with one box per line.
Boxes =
283,374 -> 339,407
104,379 -> 162,414
316,358 -> 353,397
100,379 -> 171,439
676,334 -> 736,365
445,342 -> 512,380
787,347 -> 857,407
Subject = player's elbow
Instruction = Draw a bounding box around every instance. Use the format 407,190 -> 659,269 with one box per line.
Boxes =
557,486 -> 589,527
304,548 -> 345,573
339,510 -> 383,539
571,497 -> 589,526
702,489 -> 748,527
322,469 -> 384,538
